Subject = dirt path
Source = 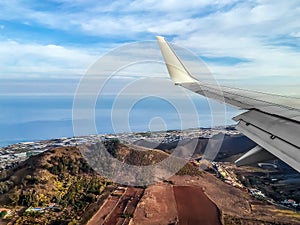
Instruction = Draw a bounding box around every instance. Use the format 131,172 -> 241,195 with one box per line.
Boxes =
173,186 -> 222,225
103,187 -> 144,225
86,187 -> 144,225
86,194 -> 121,225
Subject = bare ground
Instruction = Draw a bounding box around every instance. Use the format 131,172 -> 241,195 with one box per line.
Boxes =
87,173 -> 300,225
173,185 -> 222,225
86,194 -> 121,225
87,187 -> 144,225
170,174 -> 300,224
131,183 -> 178,225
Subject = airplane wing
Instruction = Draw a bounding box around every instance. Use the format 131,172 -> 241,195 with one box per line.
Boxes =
156,36 -> 300,172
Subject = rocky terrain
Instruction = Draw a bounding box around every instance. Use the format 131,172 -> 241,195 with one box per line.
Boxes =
0,134 -> 299,224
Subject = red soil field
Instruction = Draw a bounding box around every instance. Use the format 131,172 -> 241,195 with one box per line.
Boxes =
173,185 -> 222,225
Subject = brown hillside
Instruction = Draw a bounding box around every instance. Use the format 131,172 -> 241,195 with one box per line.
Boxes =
0,146 -> 113,224
0,141 -> 202,224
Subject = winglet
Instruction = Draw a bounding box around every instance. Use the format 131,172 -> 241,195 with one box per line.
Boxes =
156,36 -> 198,84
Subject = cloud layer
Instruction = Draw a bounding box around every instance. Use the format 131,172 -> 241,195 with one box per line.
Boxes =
0,0 -> 299,93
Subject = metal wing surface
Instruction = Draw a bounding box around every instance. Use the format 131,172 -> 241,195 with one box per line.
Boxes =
156,36 -> 300,172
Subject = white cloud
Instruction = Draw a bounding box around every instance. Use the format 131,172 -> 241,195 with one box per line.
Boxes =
166,1 -> 300,82
0,40 -> 97,78
0,0 -> 299,88
128,0 -> 238,13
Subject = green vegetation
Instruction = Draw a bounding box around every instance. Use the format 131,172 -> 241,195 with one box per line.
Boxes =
11,176 -> 109,223
176,163 -> 203,176
163,179 -> 175,185
0,146 -> 116,224
0,169 -> 7,179
118,147 -> 168,166
224,215 -> 243,225
122,212 -> 133,218
0,210 -> 7,218
47,155 -> 93,176
223,215 -> 285,225
103,139 -> 120,157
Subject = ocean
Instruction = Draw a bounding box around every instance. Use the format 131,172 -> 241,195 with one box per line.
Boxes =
0,95 -> 239,147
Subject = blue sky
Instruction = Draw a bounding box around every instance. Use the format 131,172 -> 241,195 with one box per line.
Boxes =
0,0 -> 299,95
0,0 -> 300,145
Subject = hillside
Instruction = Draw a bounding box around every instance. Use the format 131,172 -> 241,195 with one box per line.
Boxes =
79,141 -> 203,186
0,146 -> 115,224
134,134 -> 256,161
0,141 -> 201,224
0,139 -> 299,225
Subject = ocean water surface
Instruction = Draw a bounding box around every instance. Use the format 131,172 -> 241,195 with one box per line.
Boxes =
0,95 -> 239,147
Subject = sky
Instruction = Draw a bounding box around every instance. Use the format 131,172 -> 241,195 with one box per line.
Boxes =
0,0 -> 299,94
0,0 -> 300,145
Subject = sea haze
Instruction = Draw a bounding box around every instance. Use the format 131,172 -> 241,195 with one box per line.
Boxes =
0,95 -> 239,147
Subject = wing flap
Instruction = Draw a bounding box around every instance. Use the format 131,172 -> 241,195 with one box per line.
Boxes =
233,110 -> 300,148
235,146 -> 276,166
236,120 -> 300,172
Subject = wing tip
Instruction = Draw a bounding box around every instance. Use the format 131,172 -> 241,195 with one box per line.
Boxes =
156,36 -> 198,84
156,36 -> 165,41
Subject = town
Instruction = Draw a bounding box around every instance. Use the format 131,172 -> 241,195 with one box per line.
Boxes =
0,127 -> 239,171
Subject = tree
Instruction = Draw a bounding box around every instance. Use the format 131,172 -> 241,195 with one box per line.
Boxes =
9,186 -> 20,206
0,170 -> 7,180
0,210 -> 7,218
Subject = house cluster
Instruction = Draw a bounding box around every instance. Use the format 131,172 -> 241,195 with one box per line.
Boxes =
248,188 -> 267,200
0,141 -> 50,171
280,199 -> 300,209
0,136 -> 102,170
25,204 -> 60,214
212,162 -> 244,189
117,127 -> 240,144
